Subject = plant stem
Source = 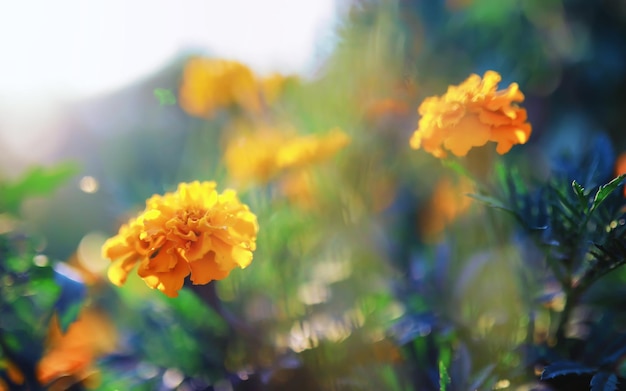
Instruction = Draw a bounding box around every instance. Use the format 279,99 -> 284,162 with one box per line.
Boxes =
554,286 -> 581,348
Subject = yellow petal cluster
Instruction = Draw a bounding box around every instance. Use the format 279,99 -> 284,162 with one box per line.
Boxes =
410,70 -> 531,158
102,181 -> 258,298
179,57 -> 294,117
179,58 -> 260,117
225,126 -> 350,184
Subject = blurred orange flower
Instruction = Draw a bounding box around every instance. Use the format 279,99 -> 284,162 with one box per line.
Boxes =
179,58 -> 295,118
179,58 -> 261,117
615,152 -> 626,196
420,177 -> 474,240
37,309 -> 116,389
410,70 -> 531,158
102,181 -> 258,298
225,126 -> 350,185
279,170 -> 316,209
364,98 -> 410,121
0,359 -> 24,389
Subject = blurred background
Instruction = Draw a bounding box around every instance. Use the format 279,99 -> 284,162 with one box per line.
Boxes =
0,0 -> 342,258
2,0 -> 626,390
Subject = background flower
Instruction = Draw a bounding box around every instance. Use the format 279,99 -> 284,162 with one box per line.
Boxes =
179,58 -> 262,117
224,125 -> 350,185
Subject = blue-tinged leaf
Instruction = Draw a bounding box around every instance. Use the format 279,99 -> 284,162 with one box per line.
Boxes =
590,372 -> 618,391
541,361 -> 596,380
600,345 -> 626,367
591,174 -> 626,213
53,263 -> 86,333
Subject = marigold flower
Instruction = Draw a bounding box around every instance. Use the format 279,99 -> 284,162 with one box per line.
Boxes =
179,58 -> 262,117
102,181 -> 258,297
225,126 -> 350,184
410,70 -> 531,158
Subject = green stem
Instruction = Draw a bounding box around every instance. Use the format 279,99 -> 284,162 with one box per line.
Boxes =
554,286 -> 581,349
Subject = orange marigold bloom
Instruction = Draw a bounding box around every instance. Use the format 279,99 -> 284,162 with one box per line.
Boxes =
102,181 -> 258,298
179,58 -> 262,117
410,70 -> 531,158
225,126 -> 350,184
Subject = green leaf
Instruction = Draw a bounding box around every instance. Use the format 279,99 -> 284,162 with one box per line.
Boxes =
0,162 -> 80,215
541,361 -> 596,380
591,174 -> 626,213
468,192 -> 525,218
572,180 -> 588,209
53,264 -> 86,333
590,372 -> 618,391
439,358 -> 450,391
440,158 -> 474,180
153,88 -> 177,106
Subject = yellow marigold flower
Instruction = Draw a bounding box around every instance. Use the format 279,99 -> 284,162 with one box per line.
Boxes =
410,70 -> 531,158
179,58 -> 262,117
276,128 -> 350,169
102,181 -> 258,298
225,126 -> 350,184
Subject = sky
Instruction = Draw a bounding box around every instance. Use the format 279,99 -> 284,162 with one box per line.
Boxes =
0,0 -> 339,163
0,0 -> 338,101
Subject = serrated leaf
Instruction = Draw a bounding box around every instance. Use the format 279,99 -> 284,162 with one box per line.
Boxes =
153,88 -> 177,106
0,162 -> 80,215
591,174 -> 626,213
541,361 -> 596,380
572,180 -> 588,208
590,372 -> 618,391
